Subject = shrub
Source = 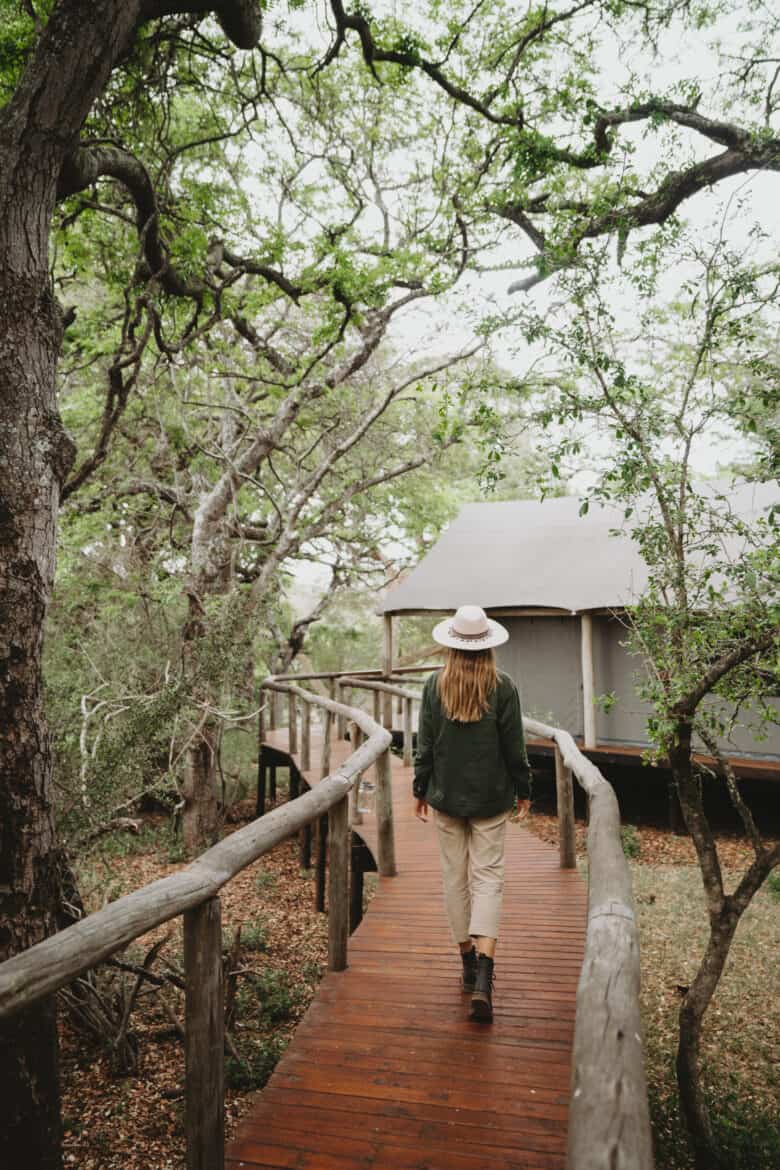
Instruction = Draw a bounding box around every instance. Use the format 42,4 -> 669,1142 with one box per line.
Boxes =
225,1036 -> 287,1091
621,823 -> 641,859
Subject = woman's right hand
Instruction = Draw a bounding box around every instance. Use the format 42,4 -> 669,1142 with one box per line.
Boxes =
415,799 -> 429,822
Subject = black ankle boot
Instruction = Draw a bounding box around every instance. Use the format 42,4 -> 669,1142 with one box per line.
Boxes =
470,953 -> 494,1021
460,945 -> 477,993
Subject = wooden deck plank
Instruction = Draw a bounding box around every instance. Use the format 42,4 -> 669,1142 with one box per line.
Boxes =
226,726 -> 587,1170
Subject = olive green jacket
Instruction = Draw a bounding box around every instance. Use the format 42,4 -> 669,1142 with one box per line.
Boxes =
412,670 -> 532,818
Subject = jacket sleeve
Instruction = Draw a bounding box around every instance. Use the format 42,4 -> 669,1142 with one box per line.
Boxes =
497,679 -> 532,800
413,675 -> 435,799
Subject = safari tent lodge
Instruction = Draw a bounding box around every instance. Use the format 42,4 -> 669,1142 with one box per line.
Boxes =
379,487 -> 780,819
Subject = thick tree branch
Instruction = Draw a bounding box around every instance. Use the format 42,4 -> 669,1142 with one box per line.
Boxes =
327,0 -> 524,127
57,145 -> 206,300
139,1 -> 263,50
673,629 -> 779,717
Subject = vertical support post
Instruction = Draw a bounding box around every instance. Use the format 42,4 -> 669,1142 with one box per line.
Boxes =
382,615 -> 393,729
328,794 -> 350,971
289,765 -> 299,801
372,689 -> 381,726
375,747 -> 397,877
301,699 -> 311,772
268,763 -> 277,804
184,897 -> 224,1170
328,677 -> 336,702
554,744 -> 577,869
269,688 -> 278,731
320,709 -> 331,779
403,698 -> 413,767
580,613 -> 597,750
257,686 -> 265,746
315,813 -> 328,912
348,716 -> 362,828
336,683 -> 347,742
288,691 -> 298,755
299,781 -> 312,869
255,745 -> 266,817
349,836 -> 365,933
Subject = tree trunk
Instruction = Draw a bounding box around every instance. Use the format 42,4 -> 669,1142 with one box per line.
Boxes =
0,187 -> 75,1170
668,723 -> 736,1170
676,918 -> 738,1170
182,727 -> 221,855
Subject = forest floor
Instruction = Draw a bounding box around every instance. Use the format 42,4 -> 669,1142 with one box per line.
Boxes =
59,802 -> 779,1170
526,808 -> 780,1170
60,794 -> 331,1170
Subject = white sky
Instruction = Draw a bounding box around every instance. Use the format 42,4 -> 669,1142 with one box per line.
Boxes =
264,2 -> 779,605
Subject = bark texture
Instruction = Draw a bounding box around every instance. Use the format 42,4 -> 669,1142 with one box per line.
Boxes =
0,1 -> 261,1158
668,719 -> 777,1170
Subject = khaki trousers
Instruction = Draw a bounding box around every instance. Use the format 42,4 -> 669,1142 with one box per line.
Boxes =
433,808 -> 508,943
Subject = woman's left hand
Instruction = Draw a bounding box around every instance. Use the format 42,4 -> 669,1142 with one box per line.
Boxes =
511,799 -> 530,822
414,799 -> 429,822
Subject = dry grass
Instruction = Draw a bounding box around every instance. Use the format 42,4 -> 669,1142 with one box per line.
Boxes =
59,801 -> 328,1170
525,810 -> 780,1168
633,863 -> 780,1170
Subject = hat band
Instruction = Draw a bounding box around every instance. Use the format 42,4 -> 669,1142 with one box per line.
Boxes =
448,625 -> 491,641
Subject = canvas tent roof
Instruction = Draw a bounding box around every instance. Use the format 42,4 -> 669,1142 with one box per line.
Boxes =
379,481 -> 778,616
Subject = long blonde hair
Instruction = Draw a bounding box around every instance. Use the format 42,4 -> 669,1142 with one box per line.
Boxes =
437,647 -> 498,723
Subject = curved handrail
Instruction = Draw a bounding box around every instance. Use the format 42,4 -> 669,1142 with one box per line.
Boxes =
0,667 -> 652,1170
524,718 -> 653,1170
0,682 -> 396,1170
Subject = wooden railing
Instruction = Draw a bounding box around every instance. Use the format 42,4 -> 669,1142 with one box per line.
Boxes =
523,716 -> 654,1170
269,669 -> 652,1170
0,664 -> 653,1170
0,684 -> 394,1170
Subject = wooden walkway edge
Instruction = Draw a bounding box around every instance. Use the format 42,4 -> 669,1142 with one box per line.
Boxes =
226,729 -> 588,1170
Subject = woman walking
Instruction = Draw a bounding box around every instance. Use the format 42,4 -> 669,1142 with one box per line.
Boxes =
413,605 -> 531,1022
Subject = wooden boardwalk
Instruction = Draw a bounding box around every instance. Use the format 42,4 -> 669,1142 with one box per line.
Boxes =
226,729 -> 587,1170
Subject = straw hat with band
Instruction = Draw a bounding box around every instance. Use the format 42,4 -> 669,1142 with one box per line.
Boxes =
432,605 -> 509,651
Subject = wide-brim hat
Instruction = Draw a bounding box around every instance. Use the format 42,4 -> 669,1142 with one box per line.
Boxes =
432,605 -> 509,651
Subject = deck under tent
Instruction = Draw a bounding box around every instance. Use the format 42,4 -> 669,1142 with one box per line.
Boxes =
378,482 -> 780,829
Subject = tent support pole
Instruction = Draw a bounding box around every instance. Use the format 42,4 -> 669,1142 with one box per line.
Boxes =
581,614 -> 597,750
382,615 -> 393,730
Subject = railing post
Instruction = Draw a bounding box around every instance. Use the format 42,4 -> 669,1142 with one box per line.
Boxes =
184,897 -> 224,1170
336,682 -> 347,742
555,744 -> 577,869
255,744 -> 266,817
257,685 -> 265,745
375,747 -> 397,877
372,689 -> 381,726
301,698 -> 311,772
288,691 -> 298,755
348,722 -> 363,825
327,794 -> 350,971
315,813 -> 328,913
269,688 -> 278,730
350,835 -> 365,932
299,781 -> 312,870
320,708 -> 331,778
403,698 -> 413,768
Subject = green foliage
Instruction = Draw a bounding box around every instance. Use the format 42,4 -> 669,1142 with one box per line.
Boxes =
225,1036 -> 287,1092
620,824 -> 641,859
241,920 -> 269,953
650,1079 -> 780,1170
766,870 -> 780,903
237,967 -> 302,1023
